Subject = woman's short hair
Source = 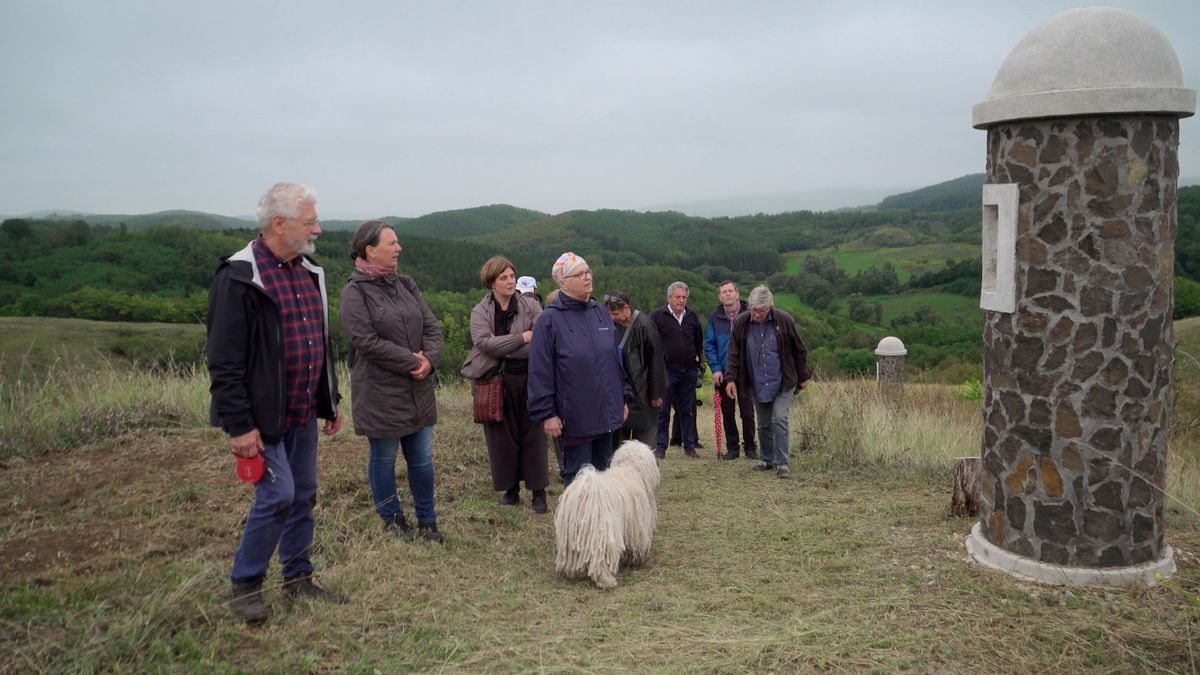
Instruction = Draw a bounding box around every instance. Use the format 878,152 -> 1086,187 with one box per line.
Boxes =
480,256 -> 515,289
349,220 -> 392,260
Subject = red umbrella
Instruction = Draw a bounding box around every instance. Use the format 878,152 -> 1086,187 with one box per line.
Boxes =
713,387 -> 723,459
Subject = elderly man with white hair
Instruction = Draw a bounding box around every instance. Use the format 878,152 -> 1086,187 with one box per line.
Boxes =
207,182 -> 345,622
722,286 -> 810,479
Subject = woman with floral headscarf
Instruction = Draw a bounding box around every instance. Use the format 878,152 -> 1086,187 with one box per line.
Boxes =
527,252 -> 632,486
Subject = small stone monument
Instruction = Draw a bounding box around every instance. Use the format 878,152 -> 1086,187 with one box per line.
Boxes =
874,336 -> 906,392
967,7 -> 1195,585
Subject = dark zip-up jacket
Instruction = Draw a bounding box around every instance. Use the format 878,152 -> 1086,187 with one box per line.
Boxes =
206,242 -> 340,444
619,309 -> 668,430
527,293 -> 632,437
725,308 -> 811,394
650,304 -> 705,374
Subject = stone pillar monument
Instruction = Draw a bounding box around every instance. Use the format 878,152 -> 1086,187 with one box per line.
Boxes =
966,8 -> 1195,585
874,336 -> 906,392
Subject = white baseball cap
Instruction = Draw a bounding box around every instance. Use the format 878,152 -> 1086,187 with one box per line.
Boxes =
516,276 -> 537,294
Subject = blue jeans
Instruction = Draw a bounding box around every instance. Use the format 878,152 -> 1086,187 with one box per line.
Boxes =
754,389 -> 794,467
231,417 -> 319,583
657,369 -> 698,451
562,432 -> 615,486
368,426 -> 437,524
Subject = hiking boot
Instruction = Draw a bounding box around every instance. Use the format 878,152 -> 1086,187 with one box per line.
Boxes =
776,465 -> 791,479
752,462 -> 774,472
653,449 -> 666,460
229,579 -> 270,624
684,449 -> 700,458
531,490 -> 548,514
500,486 -> 520,505
418,521 -> 445,544
282,575 -> 347,604
720,450 -> 740,461
384,512 -> 415,541
744,448 -> 759,461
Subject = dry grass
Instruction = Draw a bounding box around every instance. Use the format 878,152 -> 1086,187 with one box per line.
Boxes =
0,358 -> 208,459
2,377 -> 1200,672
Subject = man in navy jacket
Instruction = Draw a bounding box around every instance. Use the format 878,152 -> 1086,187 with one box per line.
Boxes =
650,281 -> 705,458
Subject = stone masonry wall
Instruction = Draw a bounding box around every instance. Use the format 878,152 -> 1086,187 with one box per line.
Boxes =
980,115 -> 1179,566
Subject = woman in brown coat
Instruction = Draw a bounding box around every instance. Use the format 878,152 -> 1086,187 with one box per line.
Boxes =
461,256 -> 549,512
339,220 -> 445,542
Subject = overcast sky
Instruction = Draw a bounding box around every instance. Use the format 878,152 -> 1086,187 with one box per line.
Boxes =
1,1 -> 1197,219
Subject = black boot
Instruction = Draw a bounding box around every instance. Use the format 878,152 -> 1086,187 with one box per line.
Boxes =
531,490 -> 548,514
384,512 -> 415,541
282,574 -> 348,604
744,448 -> 759,461
499,486 -> 520,505
720,449 -> 740,461
229,578 -> 270,624
418,520 -> 445,544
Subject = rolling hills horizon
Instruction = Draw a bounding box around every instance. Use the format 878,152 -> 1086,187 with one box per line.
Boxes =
2,173 -> 996,228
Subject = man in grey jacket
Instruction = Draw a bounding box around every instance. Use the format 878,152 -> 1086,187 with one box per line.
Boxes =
603,291 -> 667,449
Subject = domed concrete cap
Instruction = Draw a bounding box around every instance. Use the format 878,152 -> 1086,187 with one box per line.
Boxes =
973,7 -> 1195,129
875,336 -> 907,356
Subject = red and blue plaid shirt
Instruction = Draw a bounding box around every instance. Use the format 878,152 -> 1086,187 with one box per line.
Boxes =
252,237 -> 326,427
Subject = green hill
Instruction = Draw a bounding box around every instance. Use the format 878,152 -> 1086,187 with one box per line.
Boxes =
878,174 -> 985,211
81,210 -> 256,230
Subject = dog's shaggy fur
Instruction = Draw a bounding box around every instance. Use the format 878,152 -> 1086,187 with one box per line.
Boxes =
554,440 -> 661,589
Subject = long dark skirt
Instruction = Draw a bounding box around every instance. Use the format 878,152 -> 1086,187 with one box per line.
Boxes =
482,368 -> 548,491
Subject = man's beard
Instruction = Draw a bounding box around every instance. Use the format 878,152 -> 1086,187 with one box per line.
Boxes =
288,235 -> 317,256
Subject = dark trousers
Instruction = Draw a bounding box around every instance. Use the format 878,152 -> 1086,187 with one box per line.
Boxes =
669,403 -> 700,446
716,383 -> 756,453
614,425 -> 656,450
562,433 -> 615,486
482,370 -> 548,492
231,417 -> 318,583
657,368 -> 698,451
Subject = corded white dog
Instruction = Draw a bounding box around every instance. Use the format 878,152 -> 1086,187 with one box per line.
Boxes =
554,440 -> 661,589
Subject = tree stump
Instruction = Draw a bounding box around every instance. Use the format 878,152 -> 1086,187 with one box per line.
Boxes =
950,457 -> 981,518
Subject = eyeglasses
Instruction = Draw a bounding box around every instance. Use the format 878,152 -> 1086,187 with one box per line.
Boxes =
602,294 -> 626,306
291,216 -> 320,227
564,269 -> 593,279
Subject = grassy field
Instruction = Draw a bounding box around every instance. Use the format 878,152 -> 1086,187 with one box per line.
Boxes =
3,365 -> 1200,671
785,243 -> 979,283
0,316 -> 206,376
867,290 -> 984,326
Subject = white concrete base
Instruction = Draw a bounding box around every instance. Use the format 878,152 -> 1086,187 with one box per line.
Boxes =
966,522 -> 1175,587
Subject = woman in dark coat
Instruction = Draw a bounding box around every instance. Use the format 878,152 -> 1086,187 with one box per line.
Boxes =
461,256 -> 549,512
527,252 -> 632,486
339,220 -> 445,542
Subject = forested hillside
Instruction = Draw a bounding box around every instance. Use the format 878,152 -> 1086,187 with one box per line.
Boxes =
4,179 -> 1198,384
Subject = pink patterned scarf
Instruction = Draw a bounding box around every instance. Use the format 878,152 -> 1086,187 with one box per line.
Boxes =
355,256 -> 396,278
